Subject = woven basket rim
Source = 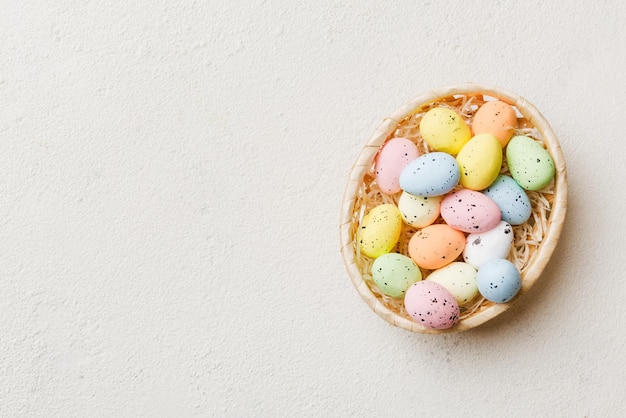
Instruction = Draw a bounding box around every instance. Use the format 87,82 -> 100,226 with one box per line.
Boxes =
340,82 -> 568,334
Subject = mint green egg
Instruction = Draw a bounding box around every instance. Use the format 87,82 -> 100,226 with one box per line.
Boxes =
506,135 -> 555,191
371,253 -> 422,298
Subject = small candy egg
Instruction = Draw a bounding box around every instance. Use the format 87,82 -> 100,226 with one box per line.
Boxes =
426,262 -> 478,306
375,138 -> 420,195
440,189 -> 501,233
359,204 -> 402,258
456,133 -> 503,190
476,259 -> 522,303
399,152 -> 460,197
371,253 -> 422,298
472,100 -> 518,147
419,107 -> 471,154
398,192 -> 442,228
463,221 -> 514,269
408,224 -> 465,270
483,175 -> 532,225
506,135 -> 555,191
404,280 -> 460,329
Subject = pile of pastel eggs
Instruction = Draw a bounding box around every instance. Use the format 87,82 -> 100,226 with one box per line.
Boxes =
360,100 -> 555,330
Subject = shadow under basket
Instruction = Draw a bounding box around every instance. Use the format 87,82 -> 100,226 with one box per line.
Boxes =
339,83 -> 567,334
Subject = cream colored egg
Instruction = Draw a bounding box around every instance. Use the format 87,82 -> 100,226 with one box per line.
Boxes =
427,262 -> 479,306
398,192 -> 443,228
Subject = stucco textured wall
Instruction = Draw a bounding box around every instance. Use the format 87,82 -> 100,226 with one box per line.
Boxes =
1,1 -> 625,416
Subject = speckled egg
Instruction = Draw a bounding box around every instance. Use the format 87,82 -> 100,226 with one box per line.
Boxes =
463,221 -> 514,269
398,192 -> 442,228
408,224 -> 465,270
404,280 -> 460,329
483,175 -> 532,225
419,107 -> 471,154
456,133 -> 503,190
371,253 -> 422,298
506,135 -> 555,191
426,262 -> 478,306
440,189 -> 501,233
476,258 -> 522,303
472,100 -> 518,147
399,152 -> 460,197
359,204 -> 402,258
375,138 -> 420,195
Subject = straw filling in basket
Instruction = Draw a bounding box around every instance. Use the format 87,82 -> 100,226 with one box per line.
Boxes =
347,91 -> 557,329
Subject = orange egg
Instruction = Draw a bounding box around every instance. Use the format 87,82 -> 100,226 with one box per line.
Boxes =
472,101 -> 518,147
408,224 -> 465,270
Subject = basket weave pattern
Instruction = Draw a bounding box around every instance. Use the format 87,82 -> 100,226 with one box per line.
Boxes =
340,83 -> 567,333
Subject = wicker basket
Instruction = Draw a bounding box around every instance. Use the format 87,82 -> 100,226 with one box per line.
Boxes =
340,83 -> 567,334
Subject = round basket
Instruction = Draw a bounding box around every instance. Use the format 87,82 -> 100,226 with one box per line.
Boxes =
339,83 -> 567,334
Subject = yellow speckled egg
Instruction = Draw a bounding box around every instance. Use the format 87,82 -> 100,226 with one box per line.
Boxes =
456,133 -> 502,190
359,204 -> 402,258
419,108 -> 471,155
472,100 -> 518,147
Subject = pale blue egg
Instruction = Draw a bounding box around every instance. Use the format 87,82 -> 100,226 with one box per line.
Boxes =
399,152 -> 460,197
476,259 -> 522,303
483,175 -> 532,225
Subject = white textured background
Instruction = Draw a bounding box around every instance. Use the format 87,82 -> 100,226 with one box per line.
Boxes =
1,1 -> 625,416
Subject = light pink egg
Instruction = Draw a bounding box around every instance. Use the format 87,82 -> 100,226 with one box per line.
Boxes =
404,281 -> 460,329
440,189 -> 501,233
375,138 -> 419,194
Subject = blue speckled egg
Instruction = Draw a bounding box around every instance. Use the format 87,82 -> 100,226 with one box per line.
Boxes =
483,175 -> 532,225
476,259 -> 522,303
399,152 -> 460,197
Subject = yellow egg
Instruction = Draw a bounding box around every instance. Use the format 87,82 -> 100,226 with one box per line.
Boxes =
419,108 -> 471,155
359,204 -> 402,258
456,133 -> 502,190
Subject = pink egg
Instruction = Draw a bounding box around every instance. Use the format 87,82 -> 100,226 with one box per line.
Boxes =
375,138 -> 419,194
404,281 -> 460,329
440,189 -> 501,233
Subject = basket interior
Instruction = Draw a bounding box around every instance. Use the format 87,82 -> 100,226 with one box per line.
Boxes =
342,87 -> 565,333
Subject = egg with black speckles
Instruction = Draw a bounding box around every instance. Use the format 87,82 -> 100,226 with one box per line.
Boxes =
476,258 -> 522,303
375,138 -> 420,195
359,204 -> 402,258
472,100 -> 518,147
506,135 -> 555,191
426,262 -> 478,306
398,191 -> 442,228
456,133 -> 502,190
404,280 -> 460,329
371,253 -> 422,298
408,224 -> 465,270
440,189 -> 501,233
419,107 -> 471,154
399,152 -> 460,197
483,175 -> 532,225
463,221 -> 514,269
